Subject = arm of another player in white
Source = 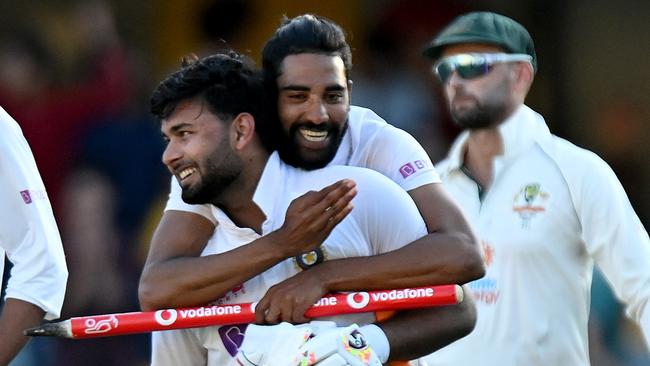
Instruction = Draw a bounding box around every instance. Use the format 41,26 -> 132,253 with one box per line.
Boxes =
0,107 -> 67,320
573,149 -> 650,351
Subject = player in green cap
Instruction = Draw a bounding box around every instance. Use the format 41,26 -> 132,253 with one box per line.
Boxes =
419,11 -> 650,366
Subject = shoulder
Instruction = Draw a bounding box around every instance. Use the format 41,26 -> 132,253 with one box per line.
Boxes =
313,164 -> 404,195
538,134 -> 613,177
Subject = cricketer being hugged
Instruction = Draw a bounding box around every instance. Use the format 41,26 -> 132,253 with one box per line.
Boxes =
151,154 -> 428,365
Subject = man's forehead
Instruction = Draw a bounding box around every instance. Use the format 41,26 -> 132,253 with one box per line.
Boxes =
277,53 -> 347,87
161,99 -> 210,130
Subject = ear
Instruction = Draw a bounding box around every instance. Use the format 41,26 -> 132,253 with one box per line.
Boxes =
230,112 -> 256,150
516,62 -> 535,92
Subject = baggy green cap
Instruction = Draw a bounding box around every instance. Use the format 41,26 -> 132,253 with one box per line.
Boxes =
423,12 -> 537,71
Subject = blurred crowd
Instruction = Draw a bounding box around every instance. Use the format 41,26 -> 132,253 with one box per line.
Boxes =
0,0 -> 648,365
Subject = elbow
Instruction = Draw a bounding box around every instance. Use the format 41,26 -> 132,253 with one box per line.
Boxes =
138,272 -> 168,312
457,232 -> 486,283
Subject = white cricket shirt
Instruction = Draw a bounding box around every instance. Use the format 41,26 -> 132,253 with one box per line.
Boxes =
163,106 -> 441,223
422,105 -> 650,365
0,107 -> 68,320
151,152 -> 428,366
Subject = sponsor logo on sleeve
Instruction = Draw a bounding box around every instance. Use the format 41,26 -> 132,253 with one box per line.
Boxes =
20,190 -> 32,204
19,189 -> 47,204
399,160 -> 428,178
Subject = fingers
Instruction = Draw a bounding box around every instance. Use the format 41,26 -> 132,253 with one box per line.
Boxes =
307,180 -> 356,229
319,179 -> 357,213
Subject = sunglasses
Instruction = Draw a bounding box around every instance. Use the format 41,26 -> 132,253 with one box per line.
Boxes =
433,53 -> 533,83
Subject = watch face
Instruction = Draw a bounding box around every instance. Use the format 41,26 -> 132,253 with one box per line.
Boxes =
293,246 -> 327,270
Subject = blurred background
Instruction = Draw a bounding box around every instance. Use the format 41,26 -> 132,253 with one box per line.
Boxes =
0,0 -> 648,365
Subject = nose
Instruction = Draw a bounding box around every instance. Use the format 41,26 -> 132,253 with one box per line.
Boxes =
304,97 -> 328,124
446,70 -> 463,86
162,141 -> 182,170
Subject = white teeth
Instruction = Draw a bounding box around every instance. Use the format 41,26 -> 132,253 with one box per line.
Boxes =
179,167 -> 197,180
299,128 -> 328,142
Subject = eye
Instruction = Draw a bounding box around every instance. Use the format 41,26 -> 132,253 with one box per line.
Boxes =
285,92 -> 307,102
179,131 -> 192,137
325,92 -> 344,103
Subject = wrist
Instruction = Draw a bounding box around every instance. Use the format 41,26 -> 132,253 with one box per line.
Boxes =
265,230 -> 294,259
359,324 -> 390,363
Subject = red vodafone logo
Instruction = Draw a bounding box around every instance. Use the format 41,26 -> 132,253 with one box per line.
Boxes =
346,292 -> 370,309
154,309 -> 178,326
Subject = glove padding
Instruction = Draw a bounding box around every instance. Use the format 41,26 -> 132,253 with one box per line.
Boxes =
294,324 -> 383,366
235,322 -> 313,366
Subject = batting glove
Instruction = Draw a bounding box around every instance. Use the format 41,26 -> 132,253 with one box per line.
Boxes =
294,324 -> 383,366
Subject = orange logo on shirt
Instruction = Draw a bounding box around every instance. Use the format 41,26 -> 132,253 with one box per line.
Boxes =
481,241 -> 495,267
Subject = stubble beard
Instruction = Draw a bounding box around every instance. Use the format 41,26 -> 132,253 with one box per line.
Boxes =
181,151 -> 243,205
449,81 -> 511,130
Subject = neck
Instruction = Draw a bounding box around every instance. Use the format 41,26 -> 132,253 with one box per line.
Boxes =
216,151 -> 270,234
463,126 -> 503,190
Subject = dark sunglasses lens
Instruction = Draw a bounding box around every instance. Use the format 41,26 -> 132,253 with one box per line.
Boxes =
457,62 -> 490,79
435,62 -> 454,83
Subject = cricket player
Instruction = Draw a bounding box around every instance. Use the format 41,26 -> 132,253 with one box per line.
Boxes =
139,13 -> 484,329
419,12 -> 650,365
148,51 -> 474,365
0,107 -> 68,364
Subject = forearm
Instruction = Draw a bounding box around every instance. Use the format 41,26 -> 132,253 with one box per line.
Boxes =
380,288 -> 477,360
317,233 -> 483,293
139,231 -> 290,310
0,298 -> 46,365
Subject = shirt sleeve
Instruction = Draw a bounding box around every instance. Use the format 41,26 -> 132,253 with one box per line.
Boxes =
352,169 -> 428,254
363,123 -> 441,192
0,108 -> 68,320
164,176 -> 217,225
574,150 -> 650,349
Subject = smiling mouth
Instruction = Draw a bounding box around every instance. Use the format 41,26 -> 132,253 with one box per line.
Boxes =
178,167 -> 198,182
299,127 -> 329,142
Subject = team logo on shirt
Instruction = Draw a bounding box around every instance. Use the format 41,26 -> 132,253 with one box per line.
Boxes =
219,324 -> 247,356
293,246 -> 328,270
512,183 -> 549,228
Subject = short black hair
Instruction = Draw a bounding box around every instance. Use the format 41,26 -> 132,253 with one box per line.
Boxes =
150,51 -> 263,124
262,14 -> 352,84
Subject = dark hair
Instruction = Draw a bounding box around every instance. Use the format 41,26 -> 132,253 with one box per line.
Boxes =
262,14 -> 352,84
150,51 -> 263,124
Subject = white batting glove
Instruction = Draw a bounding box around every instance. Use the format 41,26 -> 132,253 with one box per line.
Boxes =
293,324 -> 383,366
235,322 -> 313,366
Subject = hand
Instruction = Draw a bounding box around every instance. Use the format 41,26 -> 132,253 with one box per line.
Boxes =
255,267 -> 328,324
270,179 -> 356,258
294,324 -> 383,366
235,322 -> 313,366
